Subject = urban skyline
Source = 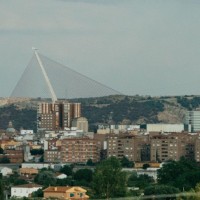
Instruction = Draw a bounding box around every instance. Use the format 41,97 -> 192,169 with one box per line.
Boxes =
1,1 -> 200,199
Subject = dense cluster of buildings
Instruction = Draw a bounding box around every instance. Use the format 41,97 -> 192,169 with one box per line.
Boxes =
107,132 -> 200,162
1,101 -> 200,165
2,100 -> 200,199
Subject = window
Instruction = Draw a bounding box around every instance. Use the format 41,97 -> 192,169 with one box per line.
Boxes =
70,193 -> 74,197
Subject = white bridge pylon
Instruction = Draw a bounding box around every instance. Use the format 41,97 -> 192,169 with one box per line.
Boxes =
32,47 -> 57,103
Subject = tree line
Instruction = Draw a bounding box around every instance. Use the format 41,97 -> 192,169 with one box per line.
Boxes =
2,156 -> 200,199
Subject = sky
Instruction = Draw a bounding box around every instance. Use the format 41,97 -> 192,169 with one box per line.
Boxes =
1,0 -> 200,97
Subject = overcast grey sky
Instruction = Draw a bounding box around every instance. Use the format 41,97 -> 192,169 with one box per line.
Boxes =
1,0 -> 200,97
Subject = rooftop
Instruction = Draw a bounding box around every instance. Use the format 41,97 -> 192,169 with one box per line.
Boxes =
43,186 -> 86,193
12,183 -> 42,188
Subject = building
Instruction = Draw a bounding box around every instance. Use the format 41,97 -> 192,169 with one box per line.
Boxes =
0,167 -> 12,176
107,132 -> 200,163
11,183 -> 42,198
56,173 -> 67,179
195,135 -> 200,162
0,149 -> 24,163
72,117 -> 88,132
150,132 -> 197,162
61,138 -> 101,163
37,101 -> 81,131
21,163 -> 54,169
135,168 -> 158,180
185,111 -> 200,132
146,124 -> 188,133
107,133 -> 150,162
19,168 -> 38,180
44,150 -> 61,163
6,121 -> 16,135
134,162 -> 161,168
97,124 -> 140,134
43,186 -> 89,200
0,139 -> 21,150
20,130 -> 34,135
44,137 -> 101,163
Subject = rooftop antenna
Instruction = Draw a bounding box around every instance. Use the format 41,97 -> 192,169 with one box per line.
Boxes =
32,47 -> 57,103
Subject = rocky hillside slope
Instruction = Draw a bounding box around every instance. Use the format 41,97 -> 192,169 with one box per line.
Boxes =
0,95 -> 198,131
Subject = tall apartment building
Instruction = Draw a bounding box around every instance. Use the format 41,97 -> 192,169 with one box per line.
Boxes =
185,110 -> 200,132
37,101 -> 81,131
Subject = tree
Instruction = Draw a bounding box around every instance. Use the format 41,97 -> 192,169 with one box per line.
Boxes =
92,156 -> 127,199
39,155 -> 44,162
30,149 -> 44,155
13,179 -> 28,186
185,183 -> 200,200
143,163 -> 150,169
32,188 -> 43,197
121,156 -> 134,168
86,159 -> 94,166
0,156 -> 10,163
157,157 -> 200,191
127,171 -> 137,187
34,170 -> 56,187
59,165 -> 73,176
144,185 -> 180,200
74,169 -> 93,183
0,176 -> 4,200
127,173 -> 154,189
56,177 -> 74,186
0,148 -> 4,154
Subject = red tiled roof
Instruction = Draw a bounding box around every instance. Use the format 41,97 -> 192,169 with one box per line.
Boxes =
43,186 -> 87,193
43,186 -> 72,192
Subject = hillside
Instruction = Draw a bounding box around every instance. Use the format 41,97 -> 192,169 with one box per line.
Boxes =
0,95 -> 198,132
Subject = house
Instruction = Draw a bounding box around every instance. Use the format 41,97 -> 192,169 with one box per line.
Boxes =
55,173 -> 67,179
43,186 -> 89,200
19,168 -> 38,175
19,168 -> 38,180
0,167 -> 12,176
11,183 -> 42,198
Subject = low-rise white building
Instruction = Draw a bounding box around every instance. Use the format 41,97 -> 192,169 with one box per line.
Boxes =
11,183 -> 42,198
122,168 -> 159,180
146,124 -> 187,133
56,173 -> 67,179
0,167 -> 12,176
20,130 -> 34,135
136,168 -> 158,180
22,163 -> 54,169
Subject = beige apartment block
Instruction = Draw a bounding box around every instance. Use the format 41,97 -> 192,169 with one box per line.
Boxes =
61,138 -> 101,163
150,132 -> 197,162
107,133 -> 150,162
107,132 -> 200,163
44,150 -> 61,163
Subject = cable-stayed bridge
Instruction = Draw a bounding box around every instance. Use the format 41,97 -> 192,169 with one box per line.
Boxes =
11,50 -> 122,100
